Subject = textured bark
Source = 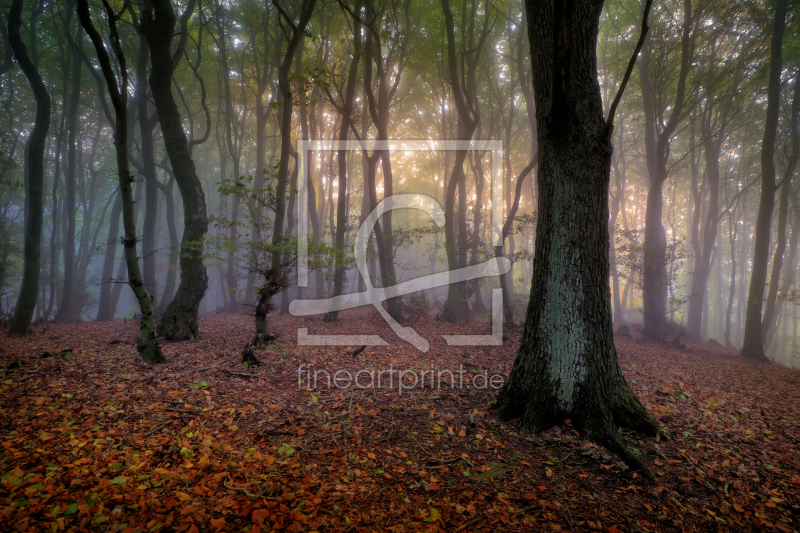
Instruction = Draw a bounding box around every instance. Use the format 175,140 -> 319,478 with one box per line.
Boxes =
141,0 -> 208,340
78,0 -> 164,363
741,0 -> 787,362
495,0 -> 658,474
8,0 -> 50,336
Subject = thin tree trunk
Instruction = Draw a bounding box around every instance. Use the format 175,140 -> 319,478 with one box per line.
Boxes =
78,0 -> 164,362
640,0 -> 692,340
325,0 -> 360,322
56,34 -> 81,323
137,35 -> 159,305
8,0 -> 50,336
762,69 -> 799,346
741,0 -> 787,361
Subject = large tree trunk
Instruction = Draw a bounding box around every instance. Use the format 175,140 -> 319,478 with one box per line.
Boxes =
77,0 -> 164,362
495,0 -> 658,473
7,0 -> 50,336
741,0 -> 787,362
141,0 -> 209,340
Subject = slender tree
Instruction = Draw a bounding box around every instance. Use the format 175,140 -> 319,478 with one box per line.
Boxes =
7,0 -> 50,336
77,0 -> 164,362
741,0 -> 787,362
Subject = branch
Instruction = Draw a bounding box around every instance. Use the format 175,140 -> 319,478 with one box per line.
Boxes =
604,0 -> 652,140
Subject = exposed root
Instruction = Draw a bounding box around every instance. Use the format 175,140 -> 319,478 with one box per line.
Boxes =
584,418 -> 656,482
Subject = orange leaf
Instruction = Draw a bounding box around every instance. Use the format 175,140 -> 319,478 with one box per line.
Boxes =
734,503 -> 744,512
537,485 -> 547,491
210,517 -> 226,529
523,493 -> 536,500
180,505 -> 195,515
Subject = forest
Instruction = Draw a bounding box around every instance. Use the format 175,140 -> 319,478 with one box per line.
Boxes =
1,0 -> 800,530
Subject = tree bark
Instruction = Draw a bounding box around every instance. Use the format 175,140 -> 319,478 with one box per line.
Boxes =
7,0 -> 50,336
141,0 -> 209,340
495,0 -> 659,474
740,0 -> 787,362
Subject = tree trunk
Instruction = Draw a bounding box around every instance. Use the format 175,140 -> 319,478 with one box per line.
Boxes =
495,0 -> 658,473
56,37 -> 81,323
762,69 -> 799,347
741,0 -> 787,362
325,0 -> 360,322
78,0 -> 164,362
640,0 -> 692,340
440,0 -> 480,322
8,0 -> 50,336
96,190 -> 122,320
142,0 -> 208,340
137,36 -> 159,305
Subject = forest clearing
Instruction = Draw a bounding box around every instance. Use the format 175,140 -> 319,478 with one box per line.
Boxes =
1,311 -> 799,532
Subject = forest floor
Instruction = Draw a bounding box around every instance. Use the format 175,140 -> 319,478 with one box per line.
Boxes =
1,310 -> 800,532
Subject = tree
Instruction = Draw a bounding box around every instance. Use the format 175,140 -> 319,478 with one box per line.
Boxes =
263,0 -> 317,329
639,0 -> 694,340
740,0 -> 788,362
7,0 -> 50,336
495,0 -> 659,472
323,0 -> 359,322
139,0 -> 209,340
77,0 -> 164,363
762,69 -> 799,349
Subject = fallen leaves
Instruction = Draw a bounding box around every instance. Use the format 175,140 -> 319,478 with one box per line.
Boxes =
1,313 -> 800,532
